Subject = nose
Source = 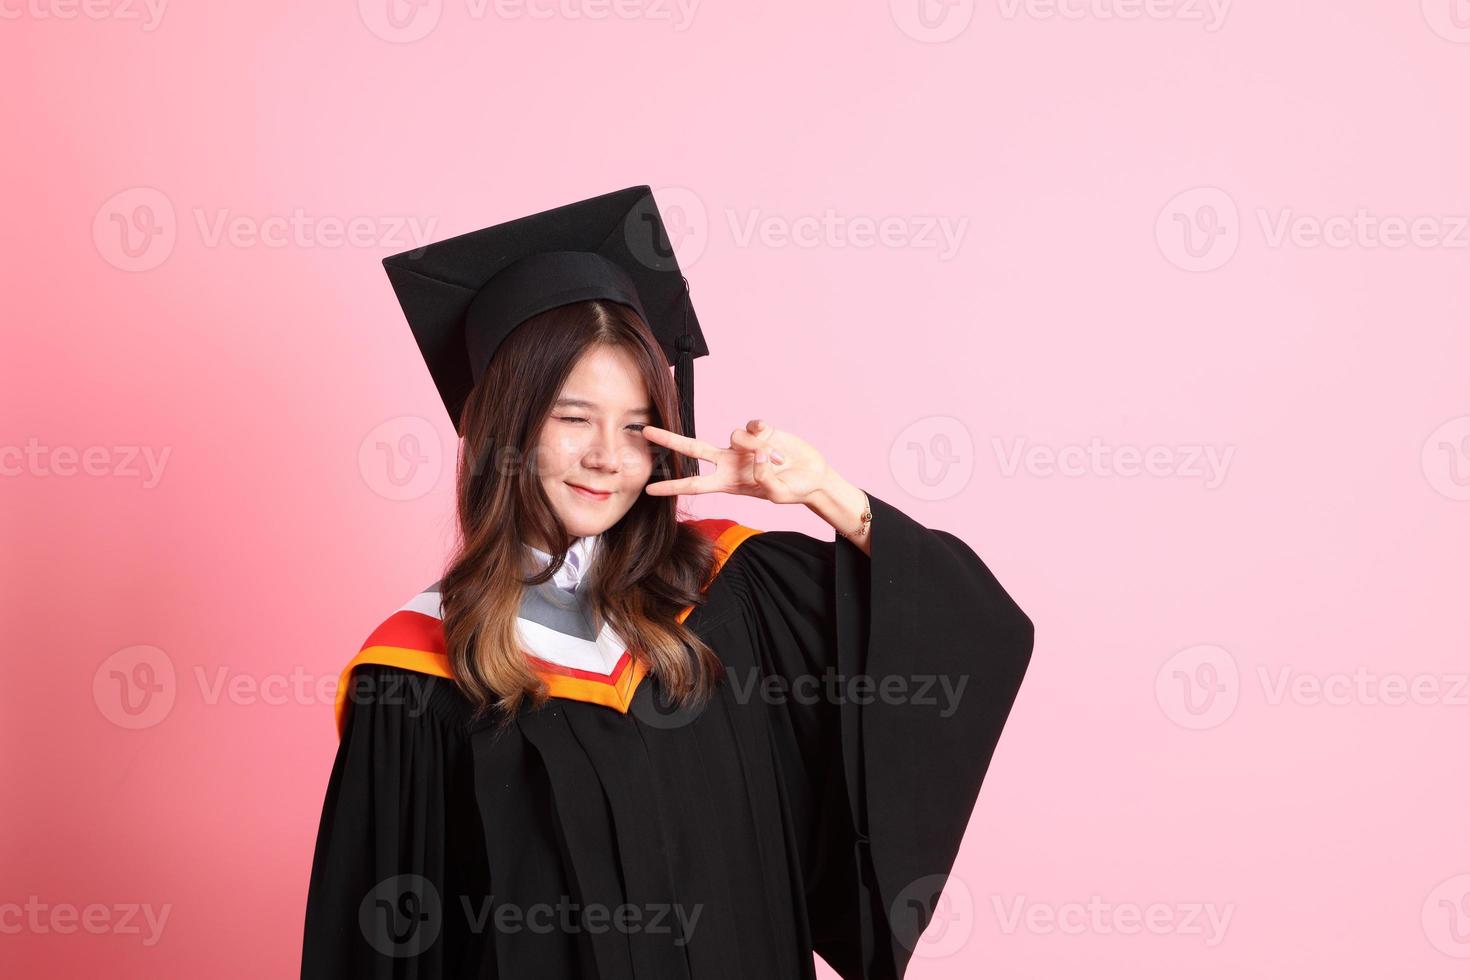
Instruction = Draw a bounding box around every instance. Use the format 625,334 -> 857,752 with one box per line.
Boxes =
581,422 -> 626,473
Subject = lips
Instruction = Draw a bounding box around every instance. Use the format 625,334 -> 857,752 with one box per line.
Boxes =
567,482 -> 612,500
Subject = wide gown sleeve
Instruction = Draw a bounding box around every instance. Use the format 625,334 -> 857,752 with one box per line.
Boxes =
300,665 -> 493,979
731,490 -> 1035,980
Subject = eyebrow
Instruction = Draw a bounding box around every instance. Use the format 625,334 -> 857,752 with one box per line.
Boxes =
553,398 -> 653,418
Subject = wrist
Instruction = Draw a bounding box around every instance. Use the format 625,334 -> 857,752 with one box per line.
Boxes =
804,469 -> 871,538
802,464 -> 847,509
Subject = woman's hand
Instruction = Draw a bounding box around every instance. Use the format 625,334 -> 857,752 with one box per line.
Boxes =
640,419 -> 829,504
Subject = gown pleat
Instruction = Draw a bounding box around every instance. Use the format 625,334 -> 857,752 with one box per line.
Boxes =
635,692 -> 742,980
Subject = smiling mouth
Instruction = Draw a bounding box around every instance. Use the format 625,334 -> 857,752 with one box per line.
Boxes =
567,483 -> 613,500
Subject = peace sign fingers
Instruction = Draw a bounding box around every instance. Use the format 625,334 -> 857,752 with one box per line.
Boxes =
639,425 -> 722,496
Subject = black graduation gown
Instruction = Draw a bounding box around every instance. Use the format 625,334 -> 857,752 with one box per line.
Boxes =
300,490 -> 1034,979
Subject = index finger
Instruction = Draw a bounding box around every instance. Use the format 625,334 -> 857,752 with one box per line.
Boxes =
638,424 -> 722,463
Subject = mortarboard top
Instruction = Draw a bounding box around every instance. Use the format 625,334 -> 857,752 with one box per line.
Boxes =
380,185 -> 708,443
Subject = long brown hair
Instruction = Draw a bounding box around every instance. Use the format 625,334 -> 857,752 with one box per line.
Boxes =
438,299 -> 723,729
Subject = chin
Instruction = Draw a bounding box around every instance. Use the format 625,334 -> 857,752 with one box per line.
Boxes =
563,514 -> 622,538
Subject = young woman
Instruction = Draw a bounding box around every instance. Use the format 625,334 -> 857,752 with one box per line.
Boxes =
300,189 -> 1034,980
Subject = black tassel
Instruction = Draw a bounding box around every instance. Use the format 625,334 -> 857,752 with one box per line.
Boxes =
674,275 -> 696,479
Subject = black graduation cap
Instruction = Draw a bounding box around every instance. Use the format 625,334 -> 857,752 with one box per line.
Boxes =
381,185 -> 709,440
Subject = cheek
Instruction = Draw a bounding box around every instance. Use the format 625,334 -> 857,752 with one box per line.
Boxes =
532,433 -> 583,474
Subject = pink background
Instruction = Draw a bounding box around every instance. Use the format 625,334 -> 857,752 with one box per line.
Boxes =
4,1 -> 1469,976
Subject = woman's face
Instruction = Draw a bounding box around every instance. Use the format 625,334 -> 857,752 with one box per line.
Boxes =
533,344 -> 657,539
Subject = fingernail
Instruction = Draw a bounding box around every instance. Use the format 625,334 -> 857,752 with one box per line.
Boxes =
755,453 -> 767,463
770,450 -> 784,463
